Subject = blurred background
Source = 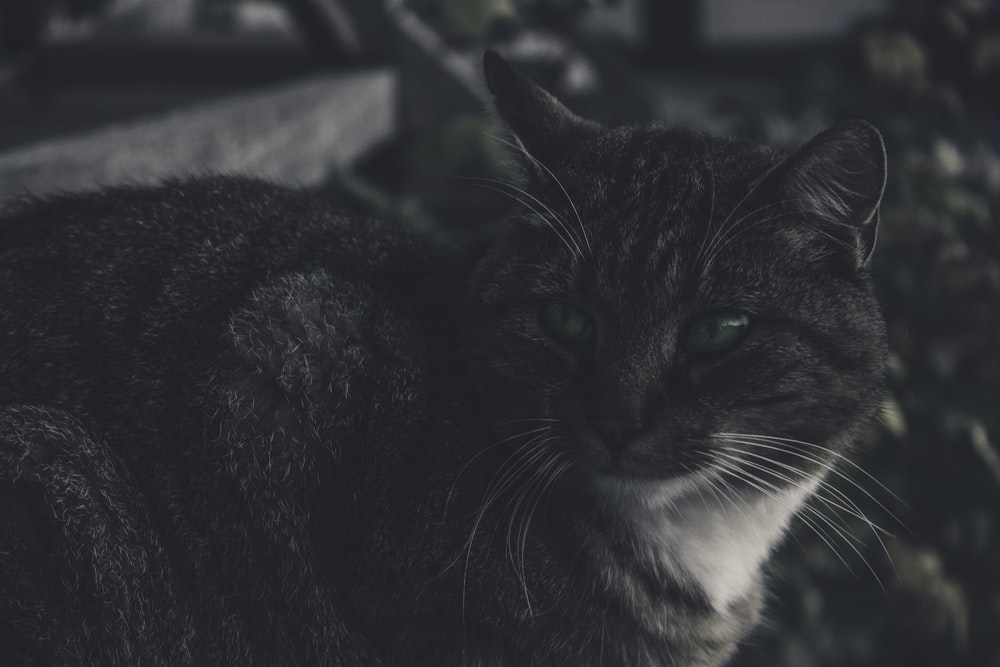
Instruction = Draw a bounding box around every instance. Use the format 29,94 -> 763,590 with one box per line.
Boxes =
1,1 -> 998,665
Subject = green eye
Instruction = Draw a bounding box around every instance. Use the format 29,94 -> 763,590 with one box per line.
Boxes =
685,312 -> 751,356
539,301 -> 595,347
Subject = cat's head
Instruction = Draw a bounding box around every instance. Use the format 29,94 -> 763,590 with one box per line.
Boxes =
463,51 -> 887,511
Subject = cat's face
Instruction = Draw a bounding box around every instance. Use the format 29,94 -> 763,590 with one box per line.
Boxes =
463,54 -> 886,529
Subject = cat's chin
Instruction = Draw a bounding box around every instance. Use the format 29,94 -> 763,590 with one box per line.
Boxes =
591,468 -> 709,514
591,463 -> 822,611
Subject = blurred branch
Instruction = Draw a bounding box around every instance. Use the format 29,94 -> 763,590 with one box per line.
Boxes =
280,0 -> 365,62
0,0 -> 113,59
966,418 -> 1000,488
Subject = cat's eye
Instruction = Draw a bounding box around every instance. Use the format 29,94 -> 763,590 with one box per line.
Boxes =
685,312 -> 751,356
539,301 -> 595,348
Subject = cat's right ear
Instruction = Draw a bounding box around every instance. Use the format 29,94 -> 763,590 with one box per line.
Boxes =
483,50 -> 602,174
755,119 -> 887,269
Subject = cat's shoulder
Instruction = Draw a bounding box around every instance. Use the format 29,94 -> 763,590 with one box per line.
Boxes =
0,175 -> 435,318
0,175 -> 389,251
1,176 -> 450,423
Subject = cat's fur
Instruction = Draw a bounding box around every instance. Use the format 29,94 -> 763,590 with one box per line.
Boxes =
0,52 -> 887,666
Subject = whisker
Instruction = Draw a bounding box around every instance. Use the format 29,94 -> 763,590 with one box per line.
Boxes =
444,424 -> 553,519
678,461 -> 713,513
712,455 -> 883,588
716,446 -> 895,537
464,175 -> 585,258
794,508 -> 859,577
511,454 -> 569,615
710,456 -> 780,502
718,443 -> 899,574
691,162 -> 717,270
505,442 -> 558,562
801,506 -> 885,590
495,416 -> 561,426
700,475 -> 730,514
701,194 -> 847,269
697,186 -> 787,268
714,448 -> 878,550
486,133 -> 592,258
713,434 -> 909,532
451,430 -> 556,617
716,435 -> 904,575
718,432 -> 908,508
703,471 -> 750,522
701,204 -> 799,266
466,179 -> 582,260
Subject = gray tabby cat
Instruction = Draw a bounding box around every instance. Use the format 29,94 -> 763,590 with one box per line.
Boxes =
0,51 -> 886,665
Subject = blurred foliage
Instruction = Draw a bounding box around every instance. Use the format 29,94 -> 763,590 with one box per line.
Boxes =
742,115 -> 1000,665
733,11 -> 1000,657
853,0 -> 1000,117
0,0 -> 114,58
325,115 -> 516,241
871,123 -> 1000,667
405,0 -> 518,41
404,0 -> 609,41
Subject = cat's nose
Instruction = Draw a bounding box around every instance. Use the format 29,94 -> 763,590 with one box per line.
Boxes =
586,366 -> 650,452
590,414 -> 644,452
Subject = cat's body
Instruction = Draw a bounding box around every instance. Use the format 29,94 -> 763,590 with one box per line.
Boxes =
0,53 -> 887,666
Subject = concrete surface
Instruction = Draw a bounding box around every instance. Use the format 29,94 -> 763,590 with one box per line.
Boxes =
0,66 -> 394,200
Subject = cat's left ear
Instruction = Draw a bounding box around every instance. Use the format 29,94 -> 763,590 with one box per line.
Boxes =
764,120 -> 887,268
483,50 -> 603,174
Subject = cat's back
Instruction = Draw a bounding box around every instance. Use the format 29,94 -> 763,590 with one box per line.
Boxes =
0,176 -> 415,303
0,177 -> 440,420
0,176 -> 449,664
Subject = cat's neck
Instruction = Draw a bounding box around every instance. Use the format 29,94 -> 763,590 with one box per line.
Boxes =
602,472 -> 821,611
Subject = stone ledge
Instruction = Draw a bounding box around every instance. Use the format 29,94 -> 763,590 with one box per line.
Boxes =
0,67 -> 395,200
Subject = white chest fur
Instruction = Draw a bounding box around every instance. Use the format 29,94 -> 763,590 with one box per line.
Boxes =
603,470 -> 822,611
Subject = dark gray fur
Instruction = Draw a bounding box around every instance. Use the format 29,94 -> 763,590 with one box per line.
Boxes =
0,53 -> 887,665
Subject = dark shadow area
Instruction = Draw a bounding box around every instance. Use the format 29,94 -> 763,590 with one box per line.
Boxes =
1,1 -> 998,665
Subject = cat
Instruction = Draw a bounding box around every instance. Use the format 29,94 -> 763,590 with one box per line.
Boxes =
0,50 -> 887,666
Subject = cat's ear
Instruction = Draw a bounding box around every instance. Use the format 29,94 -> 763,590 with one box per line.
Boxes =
483,50 -> 602,171
762,120 -> 887,268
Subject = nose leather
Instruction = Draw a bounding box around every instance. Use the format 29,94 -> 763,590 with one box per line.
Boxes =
590,413 -> 644,452
586,342 -> 661,453
586,380 -> 649,453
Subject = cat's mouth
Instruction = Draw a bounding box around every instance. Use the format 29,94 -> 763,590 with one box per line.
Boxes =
589,464 -> 721,515
585,439 -> 809,513
568,422 -> 717,482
